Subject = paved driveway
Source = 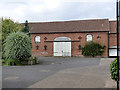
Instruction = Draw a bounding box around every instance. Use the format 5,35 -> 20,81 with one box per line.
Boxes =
2,57 -> 116,88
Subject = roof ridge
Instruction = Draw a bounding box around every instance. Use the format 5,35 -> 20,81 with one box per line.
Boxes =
28,18 -> 109,24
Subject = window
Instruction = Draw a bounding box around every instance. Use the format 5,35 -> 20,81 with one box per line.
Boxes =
44,45 -> 47,50
86,34 -> 93,42
97,36 -> 101,40
35,36 -> 40,43
44,37 -> 47,40
36,45 -> 39,50
78,45 -> 81,50
54,36 -> 71,41
78,36 -> 82,40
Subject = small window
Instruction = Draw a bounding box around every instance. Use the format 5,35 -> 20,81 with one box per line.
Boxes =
36,45 -> 39,50
44,45 -> 47,50
35,36 -> 40,43
97,36 -> 101,40
86,34 -> 93,42
78,45 -> 81,50
78,36 -> 82,40
44,37 -> 47,40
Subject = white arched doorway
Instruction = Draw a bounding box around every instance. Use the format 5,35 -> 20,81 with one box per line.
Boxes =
54,36 -> 71,56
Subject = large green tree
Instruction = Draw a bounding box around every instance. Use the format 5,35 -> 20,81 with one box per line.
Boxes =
4,32 -> 32,60
2,18 -> 23,58
2,18 -> 22,42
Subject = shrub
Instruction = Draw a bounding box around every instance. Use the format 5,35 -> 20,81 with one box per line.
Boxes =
29,56 -> 38,64
4,32 -> 32,60
0,59 -> 3,66
110,58 -> 118,80
32,56 -> 37,61
1,59 -> 5,63
82,42 -> 105,57
4,59 -> 21,66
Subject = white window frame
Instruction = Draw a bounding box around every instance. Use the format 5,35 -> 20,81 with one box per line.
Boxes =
86,34 -> 93,42
35,36 -> 40,43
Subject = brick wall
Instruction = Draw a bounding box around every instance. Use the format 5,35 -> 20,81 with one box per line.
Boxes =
31,32 -> 108,57
109,34 -> 120,47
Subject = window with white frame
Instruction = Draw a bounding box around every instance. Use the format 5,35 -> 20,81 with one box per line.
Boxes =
86,34 -> 93,42
35,36 -> 40,43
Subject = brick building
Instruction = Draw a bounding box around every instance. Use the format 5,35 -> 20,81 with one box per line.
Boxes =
29,19 -> 120,57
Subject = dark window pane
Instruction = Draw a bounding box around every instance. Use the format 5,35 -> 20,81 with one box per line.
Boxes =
44,45 -> 47,50
36,45 -> 39,50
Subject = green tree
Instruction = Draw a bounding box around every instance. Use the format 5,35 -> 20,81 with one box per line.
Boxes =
2,18 -> 22,43
23,20 -> 32,48
0,19 -> 2,57
2,18 -> 23,58
82,42 -> 105,57
0,18 -> 2,41
23,20 -> 29,33
4,32 -> 32,60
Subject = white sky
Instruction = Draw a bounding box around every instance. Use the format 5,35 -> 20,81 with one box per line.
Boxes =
0,0 -> 116,23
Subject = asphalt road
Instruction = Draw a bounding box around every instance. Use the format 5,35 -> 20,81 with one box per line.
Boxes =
2,57 -> 114,88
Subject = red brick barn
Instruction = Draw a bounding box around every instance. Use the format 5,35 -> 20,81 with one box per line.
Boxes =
29,19 -> 120,57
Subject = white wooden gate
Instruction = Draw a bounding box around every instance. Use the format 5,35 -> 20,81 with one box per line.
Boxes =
53,36 -> 71,56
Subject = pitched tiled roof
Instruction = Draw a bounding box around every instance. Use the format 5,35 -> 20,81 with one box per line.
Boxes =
29,19 -> 110,33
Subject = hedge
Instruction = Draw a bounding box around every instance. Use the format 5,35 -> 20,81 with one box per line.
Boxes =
110,58 -> 118,80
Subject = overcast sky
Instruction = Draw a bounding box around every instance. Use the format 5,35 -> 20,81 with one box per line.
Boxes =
0,0 -> 116,23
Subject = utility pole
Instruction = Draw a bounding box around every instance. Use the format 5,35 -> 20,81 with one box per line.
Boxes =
116,0 -> 119,90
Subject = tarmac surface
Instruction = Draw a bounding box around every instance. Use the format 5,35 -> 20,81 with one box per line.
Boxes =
2,57 -> 116,88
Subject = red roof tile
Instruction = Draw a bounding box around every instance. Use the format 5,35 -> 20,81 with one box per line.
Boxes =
29,19 -> 110,33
